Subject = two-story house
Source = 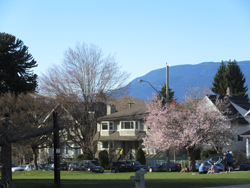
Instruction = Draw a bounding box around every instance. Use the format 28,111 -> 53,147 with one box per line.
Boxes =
93,104 -> 150,161
203,92 -> 250,154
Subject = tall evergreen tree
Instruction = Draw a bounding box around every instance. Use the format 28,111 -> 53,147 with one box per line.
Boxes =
211,61 -> 227,95
0,32 -> 38,95
226,60 -> 248,100
158,83 -> 175,104
211,60 -> 248,100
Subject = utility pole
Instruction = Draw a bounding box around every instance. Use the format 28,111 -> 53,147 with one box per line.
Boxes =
166,64 -> 170,172
53,112 -> 61,188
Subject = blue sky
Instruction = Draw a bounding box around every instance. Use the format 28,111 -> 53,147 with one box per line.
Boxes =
1,0 -> 250,84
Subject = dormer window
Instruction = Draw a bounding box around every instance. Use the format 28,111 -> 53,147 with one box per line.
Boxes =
101,121 -> 114,131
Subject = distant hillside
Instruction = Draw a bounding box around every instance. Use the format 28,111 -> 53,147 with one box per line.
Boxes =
127,61 -> 250,102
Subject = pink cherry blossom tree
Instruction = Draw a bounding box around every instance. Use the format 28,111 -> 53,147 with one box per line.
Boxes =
142,96 -> 237,172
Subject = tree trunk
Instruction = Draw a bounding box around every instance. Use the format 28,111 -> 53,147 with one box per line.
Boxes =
32,147 -> 38,170
188,147 -> 196,172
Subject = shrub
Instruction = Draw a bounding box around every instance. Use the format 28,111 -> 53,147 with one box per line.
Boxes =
74,154 -> 84,161
135,147 -> 146,165
99,150 -> 109,168
200,147 -> 217,160
84,150 -> 93,160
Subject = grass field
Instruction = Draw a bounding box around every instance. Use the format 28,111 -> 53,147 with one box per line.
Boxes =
12,171 -> 250,188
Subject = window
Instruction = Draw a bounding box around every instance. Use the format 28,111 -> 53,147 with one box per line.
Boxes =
136,122 -> 139,129
102,123 -> 108,130
238,135 -> 243,141
66,147 -> 74,155
109,122 -> 113,130
121,121 -> 135,129
102,142 -> 108,148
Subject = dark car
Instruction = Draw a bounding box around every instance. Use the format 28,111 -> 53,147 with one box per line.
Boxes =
68,162 -> 86,171
82,160 -> 104,173
239,163 -> 250,171
60,163 -> 67,171
148,161 -> 181,172
111,160 -> 147,173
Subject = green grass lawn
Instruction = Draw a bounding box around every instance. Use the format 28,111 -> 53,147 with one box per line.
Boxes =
12,171 -> 250,188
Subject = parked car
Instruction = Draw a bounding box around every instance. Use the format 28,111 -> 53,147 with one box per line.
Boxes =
195,161 -> 232,172
148,161 -> 181,172
12,165 -> 28,172
60,163 -> 67,171
111,160 -> 147,173
196,156 -> 237,170
82,160 -> 104,173
239,163 -> 250,171
68,162 -> 86,171
25,164 -> 45,171
68,161 -> 104,173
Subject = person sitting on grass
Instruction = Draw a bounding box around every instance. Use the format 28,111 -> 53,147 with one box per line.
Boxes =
207,162 -> 219,174
180,165 -> 189,173
199,163 -> 207,174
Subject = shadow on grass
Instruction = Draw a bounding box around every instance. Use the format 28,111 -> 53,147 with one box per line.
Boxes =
13,179 -> 250,188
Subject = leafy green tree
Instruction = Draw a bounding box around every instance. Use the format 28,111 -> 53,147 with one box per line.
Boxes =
0,32 -> 37,95
135,147 -> 146,165
211,61 -> 227,95
211,60 -> 248,100
98,150 -> 109,169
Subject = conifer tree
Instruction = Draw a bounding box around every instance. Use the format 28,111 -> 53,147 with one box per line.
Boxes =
211,60 -> 248,100
211,61 -> 227,95
0,32 -> 38,95
226,60 -> 248,100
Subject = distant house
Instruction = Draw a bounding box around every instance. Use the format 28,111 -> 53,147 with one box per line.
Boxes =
240,110 -> 250,159
93,105 -> 151,161
203,91 -> 250,154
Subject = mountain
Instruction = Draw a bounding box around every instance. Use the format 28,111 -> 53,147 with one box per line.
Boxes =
127,61 -> 250,102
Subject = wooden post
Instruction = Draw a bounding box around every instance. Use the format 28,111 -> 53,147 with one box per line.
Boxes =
1,117 -> 13,188
53,112 -> 61,188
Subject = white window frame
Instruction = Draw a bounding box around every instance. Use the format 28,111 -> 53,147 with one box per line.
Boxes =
101,122 -> 108,130
109,122 -> 114,130
101,121 -> 114,131
102,141 -> 114,149
121,121 -> 139,130
102,141 -> 109,149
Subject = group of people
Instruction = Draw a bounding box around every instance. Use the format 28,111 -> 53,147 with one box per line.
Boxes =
199,150 -> 233,174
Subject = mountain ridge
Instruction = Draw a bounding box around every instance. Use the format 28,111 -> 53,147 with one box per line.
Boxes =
127,61 -> 250,102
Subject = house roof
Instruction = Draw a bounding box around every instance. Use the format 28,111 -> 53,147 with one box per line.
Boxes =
207,95 -> 250,125
97,105 -> 148,121
93,131 -> 146,141
240,130 -> 250,137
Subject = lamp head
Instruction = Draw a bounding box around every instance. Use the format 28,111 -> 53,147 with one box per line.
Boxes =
138,79 -> 143,84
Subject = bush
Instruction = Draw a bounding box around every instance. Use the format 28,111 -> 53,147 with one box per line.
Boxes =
99,150 -> 109,169
84,150 -> 93,160
74,154 -> 84,161
135,147 -> 146,165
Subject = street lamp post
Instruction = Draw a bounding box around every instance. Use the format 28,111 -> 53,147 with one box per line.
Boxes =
138,77 -> 171,172
138,79 -> 168,102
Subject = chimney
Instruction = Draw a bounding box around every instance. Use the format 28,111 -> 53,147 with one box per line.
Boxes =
107,105 -> 116,115
226,87 -> 232,95
128,101 -> 134,108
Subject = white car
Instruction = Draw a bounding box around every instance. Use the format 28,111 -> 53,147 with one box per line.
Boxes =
12,165 -> 28,172
25,164 -> 44,171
